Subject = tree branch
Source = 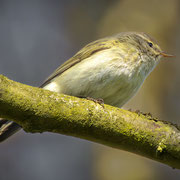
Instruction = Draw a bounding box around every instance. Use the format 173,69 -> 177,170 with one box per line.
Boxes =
0,74 -> 180,169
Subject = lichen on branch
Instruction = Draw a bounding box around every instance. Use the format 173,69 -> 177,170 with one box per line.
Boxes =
0,74 -> 180,169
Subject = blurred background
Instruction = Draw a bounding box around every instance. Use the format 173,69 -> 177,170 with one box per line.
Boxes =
0,0 -> 180,179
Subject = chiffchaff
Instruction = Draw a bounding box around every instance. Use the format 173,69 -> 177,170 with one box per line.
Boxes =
42,32 -> 173,107
0,32 -> 173,142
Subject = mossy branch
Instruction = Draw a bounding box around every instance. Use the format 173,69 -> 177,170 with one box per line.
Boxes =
0,74 -> 180,169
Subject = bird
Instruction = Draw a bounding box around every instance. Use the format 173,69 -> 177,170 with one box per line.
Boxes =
0,32 -> 173,142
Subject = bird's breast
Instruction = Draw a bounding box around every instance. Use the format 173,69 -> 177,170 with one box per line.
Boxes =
44,48 -> 145,107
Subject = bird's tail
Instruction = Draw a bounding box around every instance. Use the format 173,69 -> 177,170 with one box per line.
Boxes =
0,118 -> 21,143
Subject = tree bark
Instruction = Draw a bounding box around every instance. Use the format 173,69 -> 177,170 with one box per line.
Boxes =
0,74 -> 180,169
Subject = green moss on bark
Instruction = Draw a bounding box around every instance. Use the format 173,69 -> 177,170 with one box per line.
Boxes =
0,74 -> 180,169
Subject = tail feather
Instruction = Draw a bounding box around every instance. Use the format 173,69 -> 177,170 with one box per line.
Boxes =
0,118 -> 21,143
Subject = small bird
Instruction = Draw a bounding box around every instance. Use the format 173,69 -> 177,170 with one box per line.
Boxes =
0,32 -> 173,142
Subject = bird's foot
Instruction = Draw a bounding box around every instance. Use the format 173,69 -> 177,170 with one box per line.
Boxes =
77,96 -> 104,107
87,97 -> 104,107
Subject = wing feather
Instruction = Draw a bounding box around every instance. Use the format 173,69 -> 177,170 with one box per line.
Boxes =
40,37 -> 118,88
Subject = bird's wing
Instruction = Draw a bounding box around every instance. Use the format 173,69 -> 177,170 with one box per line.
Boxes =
40,37 -> 116,88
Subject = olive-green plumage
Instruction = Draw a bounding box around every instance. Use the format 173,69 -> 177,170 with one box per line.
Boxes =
42,32 -> 164,107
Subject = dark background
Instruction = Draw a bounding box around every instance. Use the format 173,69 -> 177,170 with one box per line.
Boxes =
0,0 -> 180,180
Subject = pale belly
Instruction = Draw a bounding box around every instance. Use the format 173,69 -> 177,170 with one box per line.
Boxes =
44,50 -> 145,108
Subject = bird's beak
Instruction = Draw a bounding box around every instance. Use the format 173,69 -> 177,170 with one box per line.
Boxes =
160,52 -> 174,58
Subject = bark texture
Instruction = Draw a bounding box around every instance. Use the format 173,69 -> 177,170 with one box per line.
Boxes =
0,74 -> 180,169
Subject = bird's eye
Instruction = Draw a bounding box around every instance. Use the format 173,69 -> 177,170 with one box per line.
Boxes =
148,42 -> 153,48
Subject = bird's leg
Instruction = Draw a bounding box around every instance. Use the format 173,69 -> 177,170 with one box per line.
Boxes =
77,96 -> 104,107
